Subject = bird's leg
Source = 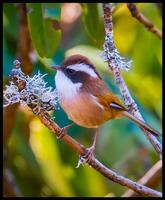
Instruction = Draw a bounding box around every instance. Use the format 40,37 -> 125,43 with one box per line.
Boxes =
57,123 -> 74,139
82,128 -> 99,162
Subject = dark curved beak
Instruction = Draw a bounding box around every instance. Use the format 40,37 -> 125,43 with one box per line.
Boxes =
52,66 -> 61,71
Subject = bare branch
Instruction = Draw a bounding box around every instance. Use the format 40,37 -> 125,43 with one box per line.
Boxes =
127,3 -> 162,39
3,62 -> 162,197
3,149 -> 21,197
3,168 -> 21,197
123,160 -> 162,197
16,3 -> 33,74
102,3 -> 162,157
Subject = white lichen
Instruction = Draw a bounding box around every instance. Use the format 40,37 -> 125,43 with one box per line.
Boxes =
3,60 -> 58,114
3,82 -> 20,107
100,33 -> 132,71
76,156 -> 88,168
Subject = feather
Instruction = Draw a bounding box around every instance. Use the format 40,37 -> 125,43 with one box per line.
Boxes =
122,111 -> 160,137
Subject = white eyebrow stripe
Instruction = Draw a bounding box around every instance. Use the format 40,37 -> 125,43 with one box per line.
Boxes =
67,63 -> 98,78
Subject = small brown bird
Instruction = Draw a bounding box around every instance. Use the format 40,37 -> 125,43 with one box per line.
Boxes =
53,54 -> 159,160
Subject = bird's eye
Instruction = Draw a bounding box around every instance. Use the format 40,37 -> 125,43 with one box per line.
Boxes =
66,68 -> 75,75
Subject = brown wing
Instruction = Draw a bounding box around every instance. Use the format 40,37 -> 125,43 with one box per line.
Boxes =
81,78 -> 126,111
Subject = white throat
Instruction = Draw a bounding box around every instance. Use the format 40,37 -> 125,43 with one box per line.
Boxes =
55,70 -> 82,100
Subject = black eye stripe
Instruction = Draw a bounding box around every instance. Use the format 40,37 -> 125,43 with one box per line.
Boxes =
65,68 -> 75,74
62,68 -> 88,84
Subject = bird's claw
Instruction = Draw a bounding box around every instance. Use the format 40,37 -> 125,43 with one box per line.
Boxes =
83,146 -> 95,162
76,146 -> 95,168
57,123 -> 74,139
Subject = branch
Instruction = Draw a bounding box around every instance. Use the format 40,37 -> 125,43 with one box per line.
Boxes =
127,3 -> 162,39
3,168 -> 21,197
3,61 -> 162,197
16,3 -> 33,75
3,149 -> 21,197
3,3 -> 32,197
3,3 -> 32,144
123,160 -> 162,197
102,3 -> 162,158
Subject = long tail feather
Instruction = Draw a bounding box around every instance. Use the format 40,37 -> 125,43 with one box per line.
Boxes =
122,111 -> 160,137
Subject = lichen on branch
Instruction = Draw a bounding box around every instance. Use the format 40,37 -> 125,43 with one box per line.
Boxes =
101,3 -> 162,157
3,59 -> 162,197
3,60 -> 58,114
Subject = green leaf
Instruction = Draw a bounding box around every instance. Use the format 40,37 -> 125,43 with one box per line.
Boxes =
81,3 -> 104,47
3,3 -> 19,40
30,118 -> 74,196
27,3 -> 61,58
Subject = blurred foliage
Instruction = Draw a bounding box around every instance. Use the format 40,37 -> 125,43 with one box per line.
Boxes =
81,3 -> 104,47
26,3 -> 61,58
3,3 -> 162,197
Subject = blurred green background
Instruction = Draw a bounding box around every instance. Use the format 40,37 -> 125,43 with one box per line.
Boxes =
3,3 -> 162,197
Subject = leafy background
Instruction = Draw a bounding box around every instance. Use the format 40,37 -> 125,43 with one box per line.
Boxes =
3,3 -> 162,197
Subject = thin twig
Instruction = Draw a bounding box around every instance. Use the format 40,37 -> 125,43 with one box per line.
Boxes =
3,168 -> 21,197
102,3 -> 162,157
123,160 -> 162,197
7,63 -> 162,197
127,3 -> 162,39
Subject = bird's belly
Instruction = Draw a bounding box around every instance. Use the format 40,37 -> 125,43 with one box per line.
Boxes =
60,95 -> 112,128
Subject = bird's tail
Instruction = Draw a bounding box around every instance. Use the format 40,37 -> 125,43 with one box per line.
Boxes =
122,111 -> 160,137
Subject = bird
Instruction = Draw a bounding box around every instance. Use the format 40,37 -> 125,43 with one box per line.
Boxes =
53,54 -> 160,161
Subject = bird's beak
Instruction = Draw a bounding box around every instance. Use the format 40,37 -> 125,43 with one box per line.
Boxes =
52,66 -> 61,71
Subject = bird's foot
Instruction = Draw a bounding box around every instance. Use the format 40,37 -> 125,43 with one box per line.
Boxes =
83,146 -> 95,162
57,123 -> 74,139
76,146 -> 95,168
